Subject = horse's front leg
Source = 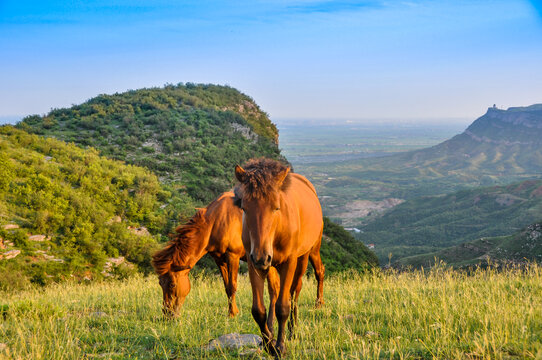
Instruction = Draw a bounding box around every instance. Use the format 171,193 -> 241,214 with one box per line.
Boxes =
248,261 -> 274,351
274,258 -> 297,358
267,266 -> 280,335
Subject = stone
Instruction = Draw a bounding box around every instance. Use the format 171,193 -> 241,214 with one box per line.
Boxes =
106,216 -> 122,225
28,235 -> 49,242
127,226 -> 151,237
2,224 -> 19,230
91,311 -> 108,317
0,343 -> 7,352
107,256 -> 125,266
204,333 -> 262,351
2,250 -> 21,260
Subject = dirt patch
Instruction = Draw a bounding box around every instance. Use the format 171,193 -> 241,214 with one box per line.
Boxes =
335,198 -> 404,225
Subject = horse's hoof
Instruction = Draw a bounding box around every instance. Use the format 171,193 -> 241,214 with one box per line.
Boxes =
260,338 -> 276,354
315,299 -> 325,308
271,343 -> 285,359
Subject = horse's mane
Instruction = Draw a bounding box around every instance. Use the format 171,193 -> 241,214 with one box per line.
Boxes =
235,158 -> 291,200
151,208 -> 207,275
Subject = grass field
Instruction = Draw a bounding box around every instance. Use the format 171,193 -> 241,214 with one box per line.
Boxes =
1,264 -> 541,359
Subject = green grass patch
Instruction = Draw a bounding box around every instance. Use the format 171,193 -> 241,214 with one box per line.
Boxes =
1,265 -> 540,359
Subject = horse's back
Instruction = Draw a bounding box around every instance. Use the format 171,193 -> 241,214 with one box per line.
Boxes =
285,173 -> 323,256
207,192 -> 245,256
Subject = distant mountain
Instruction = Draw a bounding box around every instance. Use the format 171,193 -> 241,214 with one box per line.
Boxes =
359,179 -> 542,262
358,104 -> 542,188
17,84 -> 284,209
304,104 -> 542,225
396,221 -> 542,268
396,104 -> 542,176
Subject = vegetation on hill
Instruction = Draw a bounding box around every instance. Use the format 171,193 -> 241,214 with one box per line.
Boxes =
320,217 -> 378,272
0,125 -> 378,290
397,221 -> 542,268
0,126 -> 171,290
17,83 -> 283,205
1,265 -> 540,359
359,179 -> 542,262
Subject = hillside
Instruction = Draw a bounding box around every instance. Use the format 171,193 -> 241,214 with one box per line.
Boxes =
397,221 -> 542,268
298,105 -> 542,224
359,179 -> 542,262
17,84 -> 283,205
320,217 -> 379,272
2,85 -> 379,289
0,126 -> 168,290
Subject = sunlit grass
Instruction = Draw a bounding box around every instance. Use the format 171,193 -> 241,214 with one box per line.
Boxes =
1,264 -> 541,359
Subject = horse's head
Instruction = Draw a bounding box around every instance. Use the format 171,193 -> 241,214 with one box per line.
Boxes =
234,159 -> 290,271
157,268 -> 191,318
152,209 -> 207,318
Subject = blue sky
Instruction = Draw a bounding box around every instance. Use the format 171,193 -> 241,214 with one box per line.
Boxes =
1,0 -> 541,122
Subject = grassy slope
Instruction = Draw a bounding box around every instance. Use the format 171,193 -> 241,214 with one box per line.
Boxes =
359,179 -> 542,262
0,126 -> 168,288
397,222 -> 542,268
0,126 -> 379,289
0,265 -> 540,359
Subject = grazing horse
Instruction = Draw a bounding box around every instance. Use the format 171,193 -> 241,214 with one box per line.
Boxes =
234,159 -> 325,358
151,192 -> 280,325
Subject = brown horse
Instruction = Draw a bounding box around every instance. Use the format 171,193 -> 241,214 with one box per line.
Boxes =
151,192 -> 280,325
235,159 -> 325,358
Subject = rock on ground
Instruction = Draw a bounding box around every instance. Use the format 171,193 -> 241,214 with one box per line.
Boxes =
1,250 -> 21,260
204,333 -> 262,351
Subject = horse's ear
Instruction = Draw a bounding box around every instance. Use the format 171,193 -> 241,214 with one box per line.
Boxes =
276,167 -> 290,186
194,208 -> 207,224
171,264 -> 191,272
235,165 -> 247,182
233,187 -> 243,208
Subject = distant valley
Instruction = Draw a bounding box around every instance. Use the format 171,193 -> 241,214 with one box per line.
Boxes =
279,105 -> 542,266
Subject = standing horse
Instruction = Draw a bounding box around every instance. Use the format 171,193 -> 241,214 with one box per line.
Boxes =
152,192 -> 280,325
234,159 -> 325,358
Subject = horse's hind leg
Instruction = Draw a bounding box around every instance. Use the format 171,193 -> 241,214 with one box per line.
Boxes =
309,234 -> 325,308
226,254 -> 240,317
215,254 -> 240,317
266,266 -> 280,335
288,253 -> 310,339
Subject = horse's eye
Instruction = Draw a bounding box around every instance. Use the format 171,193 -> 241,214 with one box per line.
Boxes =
274,207 -> 280,211
169,282 -> 176,289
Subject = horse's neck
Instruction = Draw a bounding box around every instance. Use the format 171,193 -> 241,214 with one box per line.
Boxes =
186,221 -> 213,268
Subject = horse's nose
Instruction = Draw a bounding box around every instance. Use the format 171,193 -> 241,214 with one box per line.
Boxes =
250,253 -> 272,270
